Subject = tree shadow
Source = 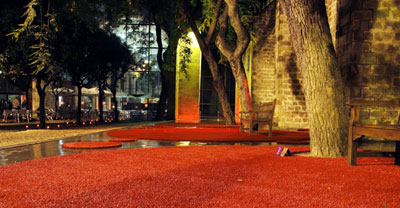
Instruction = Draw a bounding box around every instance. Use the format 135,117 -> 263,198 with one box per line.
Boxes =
285,52 -> 305,101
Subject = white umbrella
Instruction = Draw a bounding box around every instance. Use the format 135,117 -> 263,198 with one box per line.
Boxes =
80,87 -> 112,95
48,87 -> 74,94
116,92 -> 128,98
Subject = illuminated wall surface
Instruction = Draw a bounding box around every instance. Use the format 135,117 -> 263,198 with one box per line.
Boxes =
175,33 -> 202,123
248,0 -> 400,129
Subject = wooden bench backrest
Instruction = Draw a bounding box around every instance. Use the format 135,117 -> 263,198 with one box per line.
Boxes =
256,99 -> 276,121
348,99 -> 400,125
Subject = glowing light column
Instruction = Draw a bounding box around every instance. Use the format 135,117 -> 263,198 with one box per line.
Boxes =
175,32 -> 202,123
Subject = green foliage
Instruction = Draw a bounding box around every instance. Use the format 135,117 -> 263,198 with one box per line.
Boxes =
198,0 -> 218,32
198,0 -> 275,42
7,0 -> 38,40
238,0 -> 275,41
7,0 -> 58,75
0,54 -> 5,69
178,32 -> 192,77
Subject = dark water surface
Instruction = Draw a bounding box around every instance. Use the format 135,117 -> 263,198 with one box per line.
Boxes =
0,130 -> 277,166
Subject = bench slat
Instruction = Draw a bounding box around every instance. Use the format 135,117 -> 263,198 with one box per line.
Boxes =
353,126 -> 400,141
353,123 -> 400,130
348,99 -> 400,166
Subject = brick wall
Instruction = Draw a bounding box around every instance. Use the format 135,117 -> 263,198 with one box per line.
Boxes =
274,3 -> 308,129
326,0 -> 339,49
250,0 -> 400,129
251,4 -> 276,105
337,0 -> 400,125
250,2 -> 308,130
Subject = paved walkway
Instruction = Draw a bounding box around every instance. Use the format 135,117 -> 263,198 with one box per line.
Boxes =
0,120 -> 151,149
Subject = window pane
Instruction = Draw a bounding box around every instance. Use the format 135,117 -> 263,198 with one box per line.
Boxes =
149,72 -> 161,98
149,25 -> 168,48
149,49 -> 159,71
149,25 -> 157,48
126,25 -> 152,47
131,72 -> 148,96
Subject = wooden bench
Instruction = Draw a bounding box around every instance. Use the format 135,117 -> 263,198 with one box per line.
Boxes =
347,99 -> 400,166
239,99 -> 276,137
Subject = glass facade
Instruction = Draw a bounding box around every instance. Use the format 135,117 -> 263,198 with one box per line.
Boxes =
113,19 -> 167,120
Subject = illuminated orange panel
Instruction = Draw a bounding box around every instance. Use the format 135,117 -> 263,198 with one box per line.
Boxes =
175,32 -> 201,123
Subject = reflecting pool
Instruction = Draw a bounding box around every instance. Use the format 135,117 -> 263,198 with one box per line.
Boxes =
0,131 -> 277,166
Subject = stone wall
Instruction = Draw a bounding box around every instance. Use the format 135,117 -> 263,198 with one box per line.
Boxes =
251,4 -> 276,105
326,0 -> 339,49
337,0 -> 400,125
274,2 -> 308,129
250,2 -> 308,130
250,0 -> 400,129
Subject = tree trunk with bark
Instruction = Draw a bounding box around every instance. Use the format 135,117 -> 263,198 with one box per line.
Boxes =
98,85 -> 104,123
183,0 -> 235,125
111,90 -> 119,122
280,0 -> 348,157
77,86 -> 82,124
35,79 -> 49,129
216,1 -> 253,114
54,95 -> 58,118
25,89 -> 30,110
166,68 -> 176,120
156,69 -> 169,120
159,35 -> 179,121
155,23 -> 168,121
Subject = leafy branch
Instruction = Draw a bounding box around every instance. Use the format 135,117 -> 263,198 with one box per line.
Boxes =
178,32 -> 192,78
7,0 -> 58,75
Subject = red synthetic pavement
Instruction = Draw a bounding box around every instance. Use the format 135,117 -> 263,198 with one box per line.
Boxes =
62,141 -> 122,149
107,127 -> 309,142
108,138 -> 138,142
0,145 -> 399,207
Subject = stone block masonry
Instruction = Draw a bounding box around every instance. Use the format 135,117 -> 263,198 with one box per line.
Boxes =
251,2 -> 308,130
248,0 -> 400,129
337,0 -> 400,124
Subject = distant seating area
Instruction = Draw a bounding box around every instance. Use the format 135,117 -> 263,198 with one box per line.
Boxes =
2,109 -> 31,123
1,107 -> 142,123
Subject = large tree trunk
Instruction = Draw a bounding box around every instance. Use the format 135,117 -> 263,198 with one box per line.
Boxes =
183,0 -> 235,125
216,1 -> 253,114
280,0 -> 348,157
